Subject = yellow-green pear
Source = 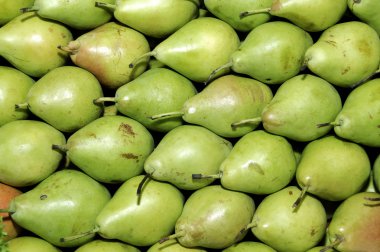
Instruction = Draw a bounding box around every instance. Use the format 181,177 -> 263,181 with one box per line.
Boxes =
348,0 -> 380,36
374,154 -> 380,191
74,240 -> 140,252
222,241 -> 276,252
147,239 -> 207,252
0,0 -> 35,25
6,236 -> 62,252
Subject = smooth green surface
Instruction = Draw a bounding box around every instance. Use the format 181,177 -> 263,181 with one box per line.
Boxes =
6,236 -> 61,252
75,240 -> 140,252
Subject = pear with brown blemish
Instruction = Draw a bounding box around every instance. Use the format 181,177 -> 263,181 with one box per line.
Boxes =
52,115 -> 154,184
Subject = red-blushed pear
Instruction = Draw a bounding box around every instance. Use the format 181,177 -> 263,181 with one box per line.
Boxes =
0,183 -> 22,242
240,0 -> 347,32
0,0 -> 35,25
58,22 -> 150,90
95,0 -> 200,38
20,0 -> 114,30
143,125 -> 232,190
94,67 -> 197,132
52,115 -> 154,184
321,192 -> 380,251
15,66 -> 104,133
5,236 -> 62,252
348,0 -> 380,36
0,120 -> 66,187
74,240 -> 140,252
0,12 -> 72,78
304,21 -> 380,88
160,185 -> 255,249
0,66 -> 35,127
129,17 -> 240,83
204,0 -> 272,32
247,186 -> 327,252
147,239 -> 207,252
0,170 -> 111,248
222,241 -> 276,252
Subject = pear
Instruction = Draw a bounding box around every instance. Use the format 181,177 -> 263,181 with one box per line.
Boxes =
129,17 -> 240,83
241,74 -> 342,142
249,186 -> 327,252
149,74 -> 272,138
16,66 -> 104,133
322,192 -> 380,251
204,0 -> 272,32
53,115 -> 154,184
295,135 -> 371,203
0,66 -> 35,126
304,21 -> 380,88
1,169 -> 111,247
306,246 -> 336,252
374,154 -> 380,191
200,130 -> 297,195
147,239 -> 207,252
161,185 -> 255,249
6,236 -> 62,252
144,125 -> 232,190
94,68 -> 197,132
21,0 -> 115,30
240,0 -> 347,32
222,241 -> 276,252
95,0 -> 200,38
0,12 -> 72,77
0,0 -> 35,25
348,0 -> 380,36
208,21 -> 313,85
63,175 -> 184,247
0,120 -> 66,187
330,78 -> 380,147
75,240 -> 140,252
58,22 -> 150,89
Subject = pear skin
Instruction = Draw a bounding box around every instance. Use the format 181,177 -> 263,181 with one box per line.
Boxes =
374,154 -> 380,191
147,239 -> 207,252
0,0 -> 35,25
222,241 -> 276,252
74,240 -> 140,252
348,0 -> 380,36
6,236 -> 62,252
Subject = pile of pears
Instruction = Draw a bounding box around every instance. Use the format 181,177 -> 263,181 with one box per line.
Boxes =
1,0 -> 380,251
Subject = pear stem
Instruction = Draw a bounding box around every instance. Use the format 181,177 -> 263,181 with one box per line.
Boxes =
52,144 -> 69,153
204,61 -> 233,85
292,184 -> 310,209
148,111 -> 184,120
159,231 -> 185,244
129,52 -> 155,69
59,226 -> 99,243
192,173 -> 222,179
231,117 -> 262,128
0,208 -> 15,214
240,8 -> 271,18
20,7 -> 39,13
93,97 -> 116,105
137,173 -> 151,197
320,234 -> 344,252
94,2 -> 116,10
317,120 -> 341,128
14,103 -> 28,110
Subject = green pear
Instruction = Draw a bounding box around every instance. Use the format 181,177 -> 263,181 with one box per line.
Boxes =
249,186 -> 327,252
295,135 -> 371,202
331,78 -> 380,147
0,12 -> 73,77
147,239 -> 207,252
129,17 -> 240,83
0,66 -> 35,126
240,0 -> 347,32
144,125 -> 232,190
204,0 -> 272,32
21,0 -> 114,30
75,240 -> 140,252
6,236 -> 62,252
209,21 -> 313,85
149,74 -> 272,138
216,130 -> 297,195
222,241 -> 276,252
0,0 -> 35,25
364,170 -> 377,193
348,0 -> 380,36
64,175 -> 184,247
322,192 -> 380,251
0,120 -> 66,187
2,169 -> 111,247
15,66 -> 104,133
95,0 -> 200,38
374,154 -> 380,191
58,22 -> 150,89
94,68 -> 197,132
53,115 -> 154,184
161,185 -> 255,249
304,21 -> 380,88
257,74 -> 342,142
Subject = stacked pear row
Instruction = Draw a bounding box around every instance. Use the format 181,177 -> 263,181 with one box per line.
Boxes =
0,0 -> 380,251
